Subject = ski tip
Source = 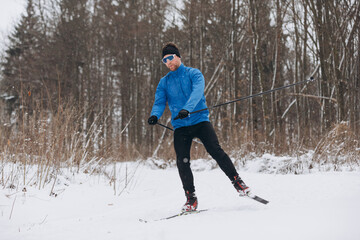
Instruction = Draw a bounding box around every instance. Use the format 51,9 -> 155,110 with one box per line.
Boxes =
247,194 -> 269,205
139,219 -> 148,223
139,209 -> 209,223
254,196 -> 269,205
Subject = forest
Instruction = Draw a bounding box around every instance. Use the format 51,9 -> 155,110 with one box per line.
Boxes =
0,0 -> 359,168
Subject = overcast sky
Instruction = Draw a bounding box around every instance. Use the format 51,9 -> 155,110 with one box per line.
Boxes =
0,0 -> 26,51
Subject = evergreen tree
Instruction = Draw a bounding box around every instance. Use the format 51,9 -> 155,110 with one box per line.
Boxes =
1,0 -> 44,112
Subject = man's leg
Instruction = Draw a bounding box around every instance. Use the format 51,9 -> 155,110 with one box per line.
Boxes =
195,122 -> 238,181
174,127 -> 195,193
196,122 -> 251,195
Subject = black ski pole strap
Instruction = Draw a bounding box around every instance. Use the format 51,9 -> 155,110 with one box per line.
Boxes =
174,77 -> 315,120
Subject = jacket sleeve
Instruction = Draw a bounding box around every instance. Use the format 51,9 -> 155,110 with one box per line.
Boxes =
182,69 -> 205,112
150,79 -> 167,119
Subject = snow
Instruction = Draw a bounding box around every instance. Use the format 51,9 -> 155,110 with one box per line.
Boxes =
1,160 -> 360,240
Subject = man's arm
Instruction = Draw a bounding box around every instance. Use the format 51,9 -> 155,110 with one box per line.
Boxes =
150,80 -> 167,119
182,69 -> 205,112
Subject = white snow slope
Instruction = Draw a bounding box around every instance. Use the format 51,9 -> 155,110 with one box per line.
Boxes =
1,161 -> 360,240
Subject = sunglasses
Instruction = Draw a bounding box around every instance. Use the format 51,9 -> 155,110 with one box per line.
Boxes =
162,54 -> 176,64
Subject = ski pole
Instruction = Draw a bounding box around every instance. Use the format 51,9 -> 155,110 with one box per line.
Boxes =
157,122 -> 174,131
174,77 -> 315,120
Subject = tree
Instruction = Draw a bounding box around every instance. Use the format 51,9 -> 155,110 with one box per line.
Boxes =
1,0 -> 45,114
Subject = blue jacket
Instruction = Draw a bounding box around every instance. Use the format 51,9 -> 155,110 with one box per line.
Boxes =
150,63 -> 210,129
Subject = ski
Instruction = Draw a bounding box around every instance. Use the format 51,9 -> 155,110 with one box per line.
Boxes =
139,209 -> 208,223
247,193 -> 269,204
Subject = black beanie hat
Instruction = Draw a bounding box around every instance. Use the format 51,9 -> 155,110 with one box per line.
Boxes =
162,43 -> 181,58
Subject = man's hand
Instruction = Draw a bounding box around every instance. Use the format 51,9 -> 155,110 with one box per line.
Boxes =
176,109 -> 189,119
148,115 -> 158,125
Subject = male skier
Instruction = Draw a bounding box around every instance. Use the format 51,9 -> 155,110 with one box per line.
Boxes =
148,42 -> 251,212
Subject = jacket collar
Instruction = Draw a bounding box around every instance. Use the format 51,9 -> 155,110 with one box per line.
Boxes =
172,63 -> 185,75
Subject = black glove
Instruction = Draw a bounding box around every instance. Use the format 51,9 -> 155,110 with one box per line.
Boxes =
148,115 -> 158,125
176,109 -> 189,119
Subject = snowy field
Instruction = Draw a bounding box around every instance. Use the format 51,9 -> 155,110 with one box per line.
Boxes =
1,159 -> 360,240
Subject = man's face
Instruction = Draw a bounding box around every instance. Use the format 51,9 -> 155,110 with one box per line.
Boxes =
162,54 -> 181,71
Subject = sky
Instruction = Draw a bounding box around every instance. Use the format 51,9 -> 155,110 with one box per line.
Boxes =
0,0 -> 183,52
0,0 -> 26,51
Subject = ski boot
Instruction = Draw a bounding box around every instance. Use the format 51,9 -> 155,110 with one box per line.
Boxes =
232,176 -> 251,196
181,191 -> 198,212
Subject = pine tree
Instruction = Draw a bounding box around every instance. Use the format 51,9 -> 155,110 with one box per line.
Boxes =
1,0 -> 44,112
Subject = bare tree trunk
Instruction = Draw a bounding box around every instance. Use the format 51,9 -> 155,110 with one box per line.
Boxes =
199,0 -> 204,72
271,0 -> 284,152
248,0 -> 255,142
302,2 -> 309,143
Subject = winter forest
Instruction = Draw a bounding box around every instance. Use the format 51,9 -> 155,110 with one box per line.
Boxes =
0,0 -> 359,168
1,1 -> 360,239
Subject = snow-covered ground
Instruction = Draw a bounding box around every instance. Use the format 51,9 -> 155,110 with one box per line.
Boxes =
1,159 -> 360,240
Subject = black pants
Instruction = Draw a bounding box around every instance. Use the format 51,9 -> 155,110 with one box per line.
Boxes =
174,121 -> 238,193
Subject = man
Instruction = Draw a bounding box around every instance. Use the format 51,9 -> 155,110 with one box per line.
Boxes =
148,42 -> 251,212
